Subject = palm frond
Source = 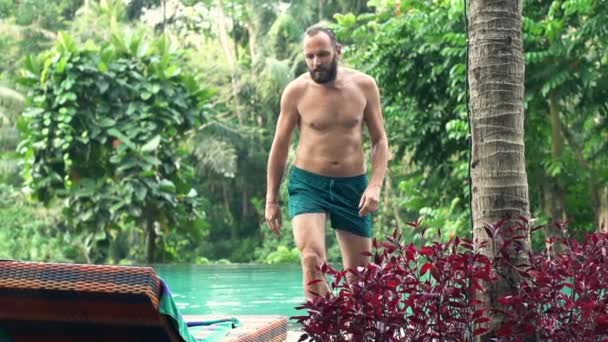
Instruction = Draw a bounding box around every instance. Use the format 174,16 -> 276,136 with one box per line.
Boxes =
0,86 -> 25,110
259,57 -> 293,101
0,126 -> 20,151
0,157 -> 21,184
193,137 -> 238,178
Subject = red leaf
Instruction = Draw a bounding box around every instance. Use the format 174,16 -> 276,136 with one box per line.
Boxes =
531,224 -> 544,233
472,309 -> 485,320
496,323 -> 514,336
420,262 -> 432,276
419,246 -> 434,256
307,290 -> 320,297
475,317 -> 491,324
483,224 -> 494,239
386,279 -> 399,288
382,242 -> 397,251
497,295 -> 514,306
430,266 -> 441,281
406,217 -> 422,228
598,314 -> 608,327
406,244 -> 416,260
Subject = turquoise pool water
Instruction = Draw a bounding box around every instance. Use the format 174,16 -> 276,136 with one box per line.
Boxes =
154,264 -> 306,320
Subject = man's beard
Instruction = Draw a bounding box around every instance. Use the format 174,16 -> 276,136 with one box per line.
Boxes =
309,58 -> 338,84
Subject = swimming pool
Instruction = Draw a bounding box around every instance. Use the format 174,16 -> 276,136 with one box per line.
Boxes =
155,264 -> 306,322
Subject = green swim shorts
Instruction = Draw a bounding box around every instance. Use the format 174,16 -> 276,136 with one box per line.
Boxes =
287,166 -> 372,238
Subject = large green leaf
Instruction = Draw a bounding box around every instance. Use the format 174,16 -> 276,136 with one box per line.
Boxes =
141,135 -> 161,152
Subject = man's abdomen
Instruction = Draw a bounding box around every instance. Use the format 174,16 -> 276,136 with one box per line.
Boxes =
294,135 -> 366,177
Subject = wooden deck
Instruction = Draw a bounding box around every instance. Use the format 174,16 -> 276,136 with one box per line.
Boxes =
184,315 -> 301,341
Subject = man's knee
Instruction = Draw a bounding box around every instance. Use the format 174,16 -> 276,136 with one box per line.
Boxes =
300,250 -> 324,272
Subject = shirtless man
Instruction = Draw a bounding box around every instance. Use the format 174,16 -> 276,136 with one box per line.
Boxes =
265,25 -> 389,298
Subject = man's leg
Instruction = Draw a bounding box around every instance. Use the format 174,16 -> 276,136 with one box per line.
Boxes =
292,213 -> 329,299
335,229 -> 372,284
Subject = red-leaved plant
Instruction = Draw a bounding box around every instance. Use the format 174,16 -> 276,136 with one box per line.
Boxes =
292,218 -> 608,341
491,219 -> 608,340
292,219 -> 496,341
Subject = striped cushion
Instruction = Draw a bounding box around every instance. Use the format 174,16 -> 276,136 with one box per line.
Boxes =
0,260 -> 182,341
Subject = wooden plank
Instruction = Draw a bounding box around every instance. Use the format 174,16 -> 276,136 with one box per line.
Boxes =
184,315 -> 288,342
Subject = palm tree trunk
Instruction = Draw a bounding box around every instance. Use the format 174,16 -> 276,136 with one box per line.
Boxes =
244,0 -> 258,66
215,0 -> 242,124
222,183 -> 238,241
318,0 -> 324,21
468,0 -> 530,338
245,22 -> 257,62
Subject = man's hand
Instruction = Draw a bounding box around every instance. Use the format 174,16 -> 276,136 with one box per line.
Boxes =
265,202 -> 282,235
358,185 -> 381,217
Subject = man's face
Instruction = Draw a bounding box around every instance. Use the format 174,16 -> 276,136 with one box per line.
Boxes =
303,32 -> 340,84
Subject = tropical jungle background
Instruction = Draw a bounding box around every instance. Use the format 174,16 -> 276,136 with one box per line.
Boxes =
1,0 -> 606,266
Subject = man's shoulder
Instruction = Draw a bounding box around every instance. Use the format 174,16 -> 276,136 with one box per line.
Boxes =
283,75 -> 309,96
341,67 -> 376,88
346,69 -> 376,86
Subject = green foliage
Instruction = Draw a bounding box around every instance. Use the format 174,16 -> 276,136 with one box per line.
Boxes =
193,136 -> 237,177
2,0 -> 605,266
0,0 -> 15,19
267,14 -> 301,60
126,0 -> 161,20
334,0 -> 607,240
0,184 -> 70,262
13,0 -> 82,29
264,245 -> 300,264
0,85 -> 25,185
334,0 -> 470,236
70,0 -> 129,43
523,0 -> 607,231
17,30 -> 210,262
0,85 -> 25,123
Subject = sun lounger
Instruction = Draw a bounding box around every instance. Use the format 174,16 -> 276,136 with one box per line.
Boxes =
0,260 -> 288,341
0,260 -> 189,341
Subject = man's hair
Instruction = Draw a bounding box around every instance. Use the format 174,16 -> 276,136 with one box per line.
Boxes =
304,25 -> 338,48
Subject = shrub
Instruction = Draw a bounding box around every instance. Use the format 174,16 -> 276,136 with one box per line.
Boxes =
493,220 -> 608,340
293,218 -> 608,341
0,184 -> 68,262
264,245 -> 300,264
292,219 -> 495,341
18,31 -> 210,262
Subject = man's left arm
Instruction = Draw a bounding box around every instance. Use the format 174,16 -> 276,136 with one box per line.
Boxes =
358,76 -> 389,217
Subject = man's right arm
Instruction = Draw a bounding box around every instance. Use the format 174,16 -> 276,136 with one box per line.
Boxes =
266,82 -> 300,205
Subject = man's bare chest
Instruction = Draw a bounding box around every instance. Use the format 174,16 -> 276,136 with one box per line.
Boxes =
297,89 -> 366,131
